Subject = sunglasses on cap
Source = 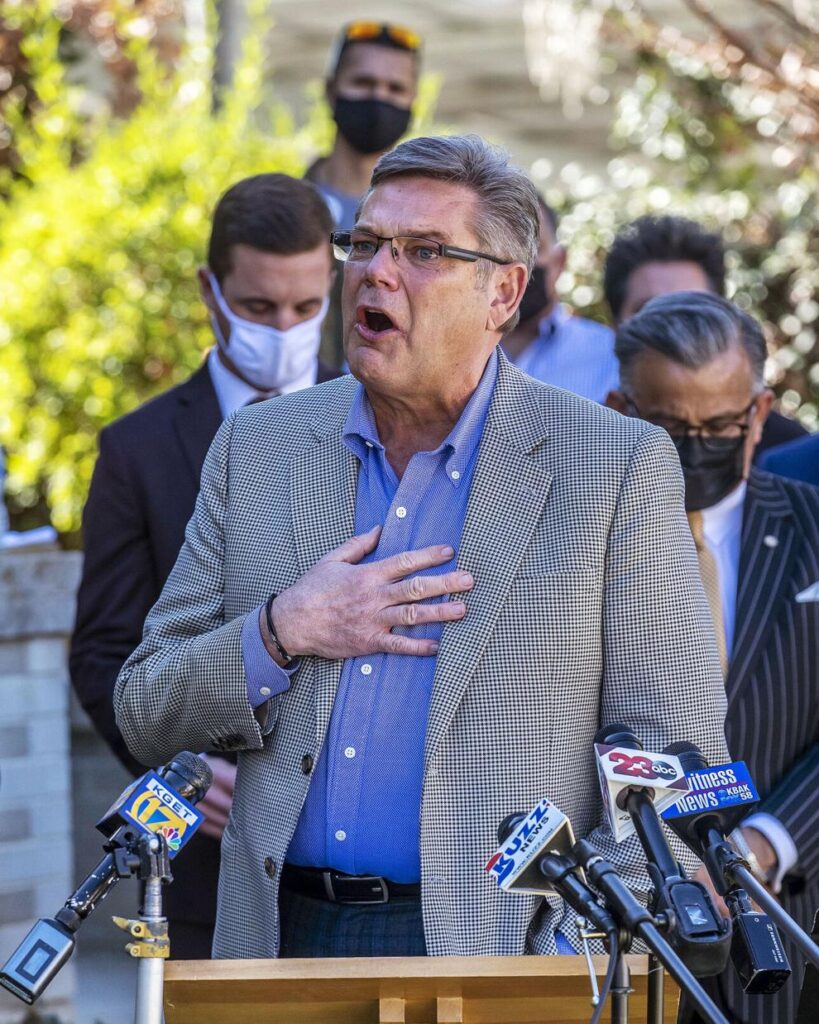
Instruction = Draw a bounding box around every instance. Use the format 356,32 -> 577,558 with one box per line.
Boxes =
340,21 -> 422,51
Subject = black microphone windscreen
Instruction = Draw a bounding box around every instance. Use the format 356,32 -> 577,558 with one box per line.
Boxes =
594,722 -> 642,749
663,741 -> 709,774
497,813 -> 526,845
159,752 -> 213,804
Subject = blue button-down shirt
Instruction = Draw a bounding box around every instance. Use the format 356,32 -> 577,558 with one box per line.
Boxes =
241,349 -> 498,882
514,303 -> 617,403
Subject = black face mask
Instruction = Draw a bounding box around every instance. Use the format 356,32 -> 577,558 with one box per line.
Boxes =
333,96 -> 412,155
677,435 -> 746,512
517,266 -> 549,324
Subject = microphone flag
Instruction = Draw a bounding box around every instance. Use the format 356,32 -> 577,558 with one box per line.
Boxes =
485,799 -> 577,893
595,743 -> 690,841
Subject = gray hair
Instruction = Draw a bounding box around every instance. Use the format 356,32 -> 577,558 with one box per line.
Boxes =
614,291 -> 768,390
364,135 -> 540,331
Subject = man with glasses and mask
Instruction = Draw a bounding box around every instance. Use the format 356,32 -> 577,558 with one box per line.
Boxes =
70,173 -> 338,958
503,194 -> 617,402
603,214 -> 807,457
114,135 -> 727,961
608,291 -> 819,1024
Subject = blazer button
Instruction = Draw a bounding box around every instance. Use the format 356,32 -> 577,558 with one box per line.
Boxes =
264,857 -> 277,879
301,754 -> 314,774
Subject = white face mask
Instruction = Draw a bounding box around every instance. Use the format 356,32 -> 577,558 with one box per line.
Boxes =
208,273 -> 328,392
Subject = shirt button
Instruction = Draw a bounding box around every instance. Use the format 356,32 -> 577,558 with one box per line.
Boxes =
360,663 -> 373,675
451,470 -> 461,480
395,506 -> 407,519
344,746 -> 356,759
301,754 -> 314,774
260,686 -> 271,697
335,830 -> 347,842
264,857 -> 277,879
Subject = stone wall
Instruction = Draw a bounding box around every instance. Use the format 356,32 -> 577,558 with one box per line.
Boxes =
0,549 -> 138,1024
0,549 -> 82,1023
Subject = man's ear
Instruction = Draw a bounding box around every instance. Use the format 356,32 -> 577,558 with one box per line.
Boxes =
486,263 -> 528,332
751,388 -> 775,445
605,389 -> 628,413
550,243 -> 567,287
198,266 -> 217,316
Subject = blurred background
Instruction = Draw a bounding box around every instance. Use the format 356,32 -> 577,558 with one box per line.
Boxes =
0,1 -> 817,1021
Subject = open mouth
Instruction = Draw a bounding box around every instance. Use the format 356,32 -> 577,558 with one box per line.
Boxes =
358,307 -> 397,335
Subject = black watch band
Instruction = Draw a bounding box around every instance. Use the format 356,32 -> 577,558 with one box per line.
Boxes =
264,594 -> 294,667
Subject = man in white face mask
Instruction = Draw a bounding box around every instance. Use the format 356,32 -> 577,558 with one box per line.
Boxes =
70,173 -> 339,960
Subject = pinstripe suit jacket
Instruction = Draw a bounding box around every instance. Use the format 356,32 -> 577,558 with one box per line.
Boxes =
114,355 -> 729,959
698,469 -> 819,1024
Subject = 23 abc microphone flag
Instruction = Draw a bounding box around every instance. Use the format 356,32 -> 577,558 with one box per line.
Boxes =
595,741 -> 690,841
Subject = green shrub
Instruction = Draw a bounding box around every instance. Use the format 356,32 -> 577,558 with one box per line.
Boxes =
0,0 -> 318,535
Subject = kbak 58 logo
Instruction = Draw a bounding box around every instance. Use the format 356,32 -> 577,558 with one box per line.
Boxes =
121,772 -> 203,858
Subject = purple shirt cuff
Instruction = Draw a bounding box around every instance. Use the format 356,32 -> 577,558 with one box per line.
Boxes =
241,604 -> 297,709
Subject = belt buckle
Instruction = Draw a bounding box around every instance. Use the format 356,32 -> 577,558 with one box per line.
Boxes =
322,871 -> 390,904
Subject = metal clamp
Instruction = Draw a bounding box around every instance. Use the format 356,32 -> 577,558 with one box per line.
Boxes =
112,916 -> 170,959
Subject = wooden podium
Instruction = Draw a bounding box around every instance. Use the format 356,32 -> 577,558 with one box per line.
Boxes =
164,955 -> 680,1023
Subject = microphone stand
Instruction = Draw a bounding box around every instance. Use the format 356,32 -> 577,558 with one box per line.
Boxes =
574,840 -> 729,1024
706,835 -> 819,971
113,831 -> 172,1024
646,953 -> 664,1024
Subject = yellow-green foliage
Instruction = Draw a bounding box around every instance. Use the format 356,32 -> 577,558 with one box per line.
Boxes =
0,1 -> 444,536
0,0 -> 319,534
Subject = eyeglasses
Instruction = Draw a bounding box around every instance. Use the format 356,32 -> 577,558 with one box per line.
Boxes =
622,397 -> 757,451
340,21 -> 422,52
331,229 -> 511,274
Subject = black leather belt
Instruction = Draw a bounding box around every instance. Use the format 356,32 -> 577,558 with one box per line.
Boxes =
281,864 -> 420,904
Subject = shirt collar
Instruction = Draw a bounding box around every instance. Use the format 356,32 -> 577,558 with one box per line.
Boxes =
536,302 -> 571,340
207,347 -> 317,417
207,347 -> 263,417
702,479 -> 747,547
342,348 -> 499,483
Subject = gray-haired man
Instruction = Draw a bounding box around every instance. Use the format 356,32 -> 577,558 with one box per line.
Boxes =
115,135 -> 727,960
608,291 -> 819,1024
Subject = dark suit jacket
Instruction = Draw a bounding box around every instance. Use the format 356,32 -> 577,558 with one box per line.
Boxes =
758,432 -> 819,487
692,469 -> 819,1024
70,358 -> 339,950
755,408 -> 807,460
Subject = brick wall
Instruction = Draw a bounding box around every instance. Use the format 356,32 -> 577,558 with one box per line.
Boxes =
0,549 -> 82,1022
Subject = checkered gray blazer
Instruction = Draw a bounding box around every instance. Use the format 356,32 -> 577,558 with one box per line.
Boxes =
114,354 -> 729,959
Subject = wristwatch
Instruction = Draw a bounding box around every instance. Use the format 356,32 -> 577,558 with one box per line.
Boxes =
729,827 -> 772,886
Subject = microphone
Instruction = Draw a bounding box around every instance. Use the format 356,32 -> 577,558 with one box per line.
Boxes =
0,753 -> 213,1005
486,800 -> 617,937
573,839 -> 729,1024
662,741 -> 792,993
594,724 -> 731,976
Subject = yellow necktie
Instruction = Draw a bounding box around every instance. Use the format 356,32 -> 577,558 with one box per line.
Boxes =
687,510 -> 728,677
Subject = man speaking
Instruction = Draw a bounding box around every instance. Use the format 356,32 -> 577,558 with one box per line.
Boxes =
115,135 -> 728,959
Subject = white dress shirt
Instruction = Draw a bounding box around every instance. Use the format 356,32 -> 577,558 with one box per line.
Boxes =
207,347 -> 317,418
701,479 -> 798,887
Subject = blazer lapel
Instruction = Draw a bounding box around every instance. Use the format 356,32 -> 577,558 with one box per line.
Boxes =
424,359 -> 552,766
290,388 -> 359,741
172,363 -> 224,486
727,470 -> 800,704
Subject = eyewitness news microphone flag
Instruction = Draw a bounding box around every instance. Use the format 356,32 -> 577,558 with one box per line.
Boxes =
96,769 -> 204,858
662,761 -> 759,826
485,799 -> 576,894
